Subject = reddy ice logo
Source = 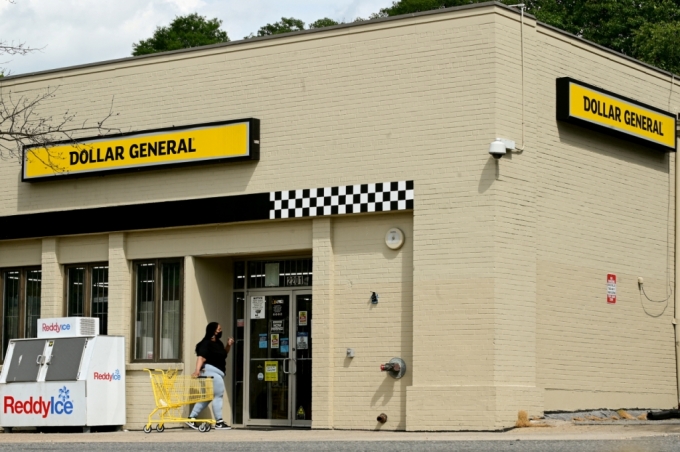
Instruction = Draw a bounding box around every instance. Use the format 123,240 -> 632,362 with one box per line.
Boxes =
94,369 -> 121,382
41,322 -> 71,333
3,386 -> 74,418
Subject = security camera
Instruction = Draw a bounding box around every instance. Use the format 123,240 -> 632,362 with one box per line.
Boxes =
488,138 -> 515,159
489,139 -> 507,159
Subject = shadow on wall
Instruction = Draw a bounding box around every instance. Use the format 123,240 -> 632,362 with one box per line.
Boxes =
556,122 -> 669,172
191,256 -> 233,422
381,217 -> 414,431
370,357 -> 401,431
371,374 -> 396,407
478,156 -> 498,194
333,213 -> 413,430
15,159 -> 258,213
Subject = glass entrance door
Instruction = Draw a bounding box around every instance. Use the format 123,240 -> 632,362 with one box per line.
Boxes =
247,294 -> 290,425
244,291 -> 312,427
292,292 -> 312,427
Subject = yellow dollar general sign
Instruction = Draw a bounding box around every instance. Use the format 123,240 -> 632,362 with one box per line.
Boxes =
23,118 -> 260,182
556,78 -> 676,152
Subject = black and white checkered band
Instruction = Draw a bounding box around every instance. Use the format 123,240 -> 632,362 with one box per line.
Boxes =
270,181 -> 414,219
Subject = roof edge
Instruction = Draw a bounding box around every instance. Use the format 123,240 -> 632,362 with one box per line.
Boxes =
537,21 -> 678,80
1,1 -> 506,82
1,2 -> 676,83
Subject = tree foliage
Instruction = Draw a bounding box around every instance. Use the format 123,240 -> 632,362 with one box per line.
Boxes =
376,0 -> 471,17
309,18 -> 341,29
376,0 -> 680,74
132,13 -> 229,56
634,21 -> 680,74
251,17 -> 306,38
245,16 -> 342,39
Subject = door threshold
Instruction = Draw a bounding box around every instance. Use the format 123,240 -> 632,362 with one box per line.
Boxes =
236,426 -> 312,430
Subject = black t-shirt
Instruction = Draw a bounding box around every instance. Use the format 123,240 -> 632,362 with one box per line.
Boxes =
196,339 -> 228,373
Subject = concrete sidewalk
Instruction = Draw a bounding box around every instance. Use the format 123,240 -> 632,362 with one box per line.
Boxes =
2,421 -> 680,443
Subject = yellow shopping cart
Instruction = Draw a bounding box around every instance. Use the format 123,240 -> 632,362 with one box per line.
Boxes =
143,369 -> 217,433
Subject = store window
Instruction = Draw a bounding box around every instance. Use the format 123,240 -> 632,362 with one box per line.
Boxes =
0,268 -> 41,362
133,259 -> 183,362
235,258 -> 313,290
65,263 -> 109,334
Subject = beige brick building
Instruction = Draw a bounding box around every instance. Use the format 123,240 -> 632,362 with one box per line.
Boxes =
0,2 -> 678,431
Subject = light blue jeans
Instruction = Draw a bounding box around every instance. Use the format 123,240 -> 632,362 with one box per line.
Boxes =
189,364 -> 225,421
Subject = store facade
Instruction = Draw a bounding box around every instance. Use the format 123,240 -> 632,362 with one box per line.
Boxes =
0,2 -> 678,431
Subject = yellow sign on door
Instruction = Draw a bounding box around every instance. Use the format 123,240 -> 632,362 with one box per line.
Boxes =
264,361 -> 278,382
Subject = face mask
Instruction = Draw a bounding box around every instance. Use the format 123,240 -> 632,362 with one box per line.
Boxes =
215,331 -> 223,339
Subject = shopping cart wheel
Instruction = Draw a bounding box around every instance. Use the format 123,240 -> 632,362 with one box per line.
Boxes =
156,424 -> 164,433
198,423 -> 209,433
143,425 -> 152,434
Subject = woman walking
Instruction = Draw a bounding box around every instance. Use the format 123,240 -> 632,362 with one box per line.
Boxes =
186,322 -> 234,430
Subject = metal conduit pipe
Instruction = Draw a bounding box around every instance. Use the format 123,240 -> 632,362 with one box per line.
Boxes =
675,118 -> 680,408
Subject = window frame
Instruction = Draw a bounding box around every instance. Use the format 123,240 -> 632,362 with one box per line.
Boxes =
0,266 -> 42,363
63,262 -> 111,334
131,258 -> 184,363
236,257 -> 313,290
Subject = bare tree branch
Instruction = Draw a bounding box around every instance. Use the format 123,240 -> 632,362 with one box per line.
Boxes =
0,0 -> 120,174
0,40 -> 41,56
0,87 -> 120,173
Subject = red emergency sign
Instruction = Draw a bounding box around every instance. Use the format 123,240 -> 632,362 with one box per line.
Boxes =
607,274 -> 617,304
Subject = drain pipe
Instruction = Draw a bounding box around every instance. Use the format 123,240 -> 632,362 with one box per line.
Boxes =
676,117 -> 680,408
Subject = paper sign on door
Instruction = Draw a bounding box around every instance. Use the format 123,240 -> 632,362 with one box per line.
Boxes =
299,311 -> 308,326
271,320 -> 284,333
265,361 -> 278,382
297,332 -> 309,350
251,296 -> 266,319
271,334 -> 280,349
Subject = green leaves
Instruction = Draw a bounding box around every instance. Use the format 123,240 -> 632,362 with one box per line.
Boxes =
309,18 -> 341,29
634,21 -> 680,74
244,16 -> 342,39
379,0 -> 680,75
131,3 -> 680,75
132,13 -> 229,56
254,17 -> 306,37
378,0 -> 477,16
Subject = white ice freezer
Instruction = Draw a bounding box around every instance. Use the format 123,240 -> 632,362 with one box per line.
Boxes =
0,317 -> 126,432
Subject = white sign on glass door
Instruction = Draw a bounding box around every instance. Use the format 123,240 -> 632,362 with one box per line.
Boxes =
251,296 -> 266,319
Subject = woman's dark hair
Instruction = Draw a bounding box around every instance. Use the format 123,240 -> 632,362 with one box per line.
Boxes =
195,321 -> 219,354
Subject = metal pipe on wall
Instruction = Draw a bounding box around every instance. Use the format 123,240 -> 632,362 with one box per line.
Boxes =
675,120 -> 680,408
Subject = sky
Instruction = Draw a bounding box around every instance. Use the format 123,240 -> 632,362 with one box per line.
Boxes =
0,0 -> 391,76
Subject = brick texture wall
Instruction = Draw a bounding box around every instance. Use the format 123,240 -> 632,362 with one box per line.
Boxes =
0,4 -> 676,431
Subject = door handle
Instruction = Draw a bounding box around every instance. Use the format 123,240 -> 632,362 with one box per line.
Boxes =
282,358 -> 296,375
35,355 -> 42,365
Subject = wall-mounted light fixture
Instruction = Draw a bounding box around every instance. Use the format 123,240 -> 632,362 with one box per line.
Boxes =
385,227 -> 405,250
